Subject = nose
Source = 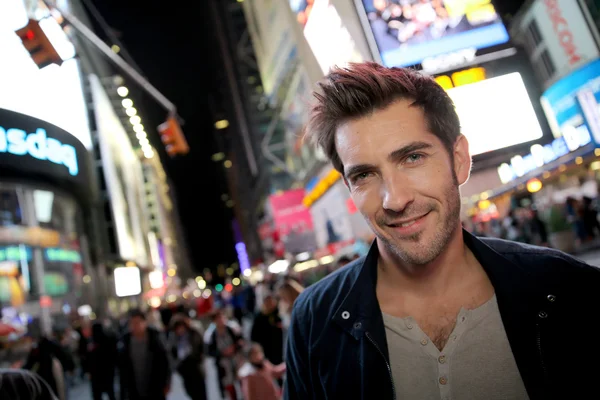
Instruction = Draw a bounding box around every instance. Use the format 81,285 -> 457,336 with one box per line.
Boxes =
381,172 -> 414,213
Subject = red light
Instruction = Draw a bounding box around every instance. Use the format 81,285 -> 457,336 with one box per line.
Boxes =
224,283 -> 233,292
25,29 -> 35,40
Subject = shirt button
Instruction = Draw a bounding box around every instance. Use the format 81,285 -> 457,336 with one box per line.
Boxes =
439,377 -> 448,385
438,355 -> 446,364
420,338 -> 428,346
341,311 -> 350,320
406,323 -> 413,329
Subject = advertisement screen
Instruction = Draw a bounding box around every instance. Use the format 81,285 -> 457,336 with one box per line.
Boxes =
447,72 -> 543,155
359,0 -> 509,68
89,75 -> 150,266
291,0 -> 364,74
0,0 -> 91,149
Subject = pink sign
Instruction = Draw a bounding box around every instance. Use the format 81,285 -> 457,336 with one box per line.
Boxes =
269,189 -> 314,236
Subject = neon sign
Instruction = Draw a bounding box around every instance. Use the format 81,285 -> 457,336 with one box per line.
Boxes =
497,125 -> 591,183
0,245 -> 81,263
0,126 -> 78,176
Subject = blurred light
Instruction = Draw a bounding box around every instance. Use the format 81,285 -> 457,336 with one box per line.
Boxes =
149,296 -> 161,308
139,138 -> 150,146
225,283 -> 233,292
559,164 -> 567,172
167,294 -> 176,303
294,259 -> 319,272
189,310 -> 197,318
221,194 -> 229,201
82,275 -> 91,284
226,200 -> 234,208
215,284 -> 223,292
195,276 -> 202,282
136,131 -> 147,139
543,171 -> 551,179
149,270 -> 163,289
226,267 -> 234,275
117,86 -> 129,97
130,115 -> 141,125
232,277 -> 240,286
197,279 -> 206,289
296,252 -> 310,262
193,289 -> 201,297
478,200 -> 491,210
319,255 -> 334,265
111,44 -> 120,53
576,156 -> 584,165
62,304 -> 71,314
243,269 -> 252,277
215,120 -> 229,129
480,191 -> 489,200
461,197 -> 469,205
247,76 -> 256,84
202,289 -> 212,298
595,148 -> 600,157
183,292 -> 189,299
133,124 -> 145,133
224,160 -> 232,168
144,151 -> 154,159
592,161 -> 600,171
78,305 -> 92,316
126,261 -> 136,267
212,152 -> 225,161
167,268 -> 176,277
122,98 -> 133,108
517,184 -> 526,191
237,0 -> 243,3
126,107 -> 137,117
89,312 -> 97,320
268,259 -> 289,274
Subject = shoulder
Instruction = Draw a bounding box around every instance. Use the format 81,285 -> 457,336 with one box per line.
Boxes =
237,362 -> 256,379
480,237 -> 600,285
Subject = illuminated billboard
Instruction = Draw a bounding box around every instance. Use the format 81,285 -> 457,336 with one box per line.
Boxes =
0,1 -> 91,149
447,72 -> 543,156
358,0 -> 509,68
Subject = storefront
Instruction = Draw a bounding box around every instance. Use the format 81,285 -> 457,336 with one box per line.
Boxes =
0,107 -> 94,333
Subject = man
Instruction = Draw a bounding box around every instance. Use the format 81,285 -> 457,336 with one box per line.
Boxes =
284,62 -> 600,400
250,295 -> 283,366
169,314 -> 207,400
118,309 -> 171,400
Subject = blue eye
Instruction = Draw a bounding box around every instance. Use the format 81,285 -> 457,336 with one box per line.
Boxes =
406,153 -> 423,163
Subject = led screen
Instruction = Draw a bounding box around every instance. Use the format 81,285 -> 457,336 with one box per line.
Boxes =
359,0 -> 509,68
447,72 -> 543,156
0,0 -> 91,149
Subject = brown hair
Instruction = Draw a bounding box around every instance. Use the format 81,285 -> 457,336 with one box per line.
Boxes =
306,62 -> 461,174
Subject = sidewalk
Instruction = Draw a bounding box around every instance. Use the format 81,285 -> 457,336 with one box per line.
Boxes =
68,357 -> 223,400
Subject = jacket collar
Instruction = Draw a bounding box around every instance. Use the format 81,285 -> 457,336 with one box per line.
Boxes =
332,229 -> 551,342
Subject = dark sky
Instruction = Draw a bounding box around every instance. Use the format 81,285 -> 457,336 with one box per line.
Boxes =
88,0 -> 527,272
89,0 -> 238,272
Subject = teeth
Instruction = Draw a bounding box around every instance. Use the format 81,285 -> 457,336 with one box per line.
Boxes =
400,220 -> 416,228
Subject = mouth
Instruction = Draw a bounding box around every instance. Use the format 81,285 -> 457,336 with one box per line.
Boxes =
385,212 -> 430,235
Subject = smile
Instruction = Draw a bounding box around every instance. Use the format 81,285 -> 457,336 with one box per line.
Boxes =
386,212 -> 430,235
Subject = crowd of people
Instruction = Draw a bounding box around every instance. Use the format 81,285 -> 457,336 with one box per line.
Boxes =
0,275 -> 306,400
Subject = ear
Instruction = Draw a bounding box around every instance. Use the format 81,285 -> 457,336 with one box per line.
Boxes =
453,135 -> 471,185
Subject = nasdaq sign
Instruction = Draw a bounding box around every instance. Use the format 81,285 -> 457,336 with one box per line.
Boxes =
0,126 -> 78,176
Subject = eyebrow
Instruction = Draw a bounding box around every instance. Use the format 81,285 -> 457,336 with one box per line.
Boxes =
344,141 -> 433,180
387,141 -> 433,163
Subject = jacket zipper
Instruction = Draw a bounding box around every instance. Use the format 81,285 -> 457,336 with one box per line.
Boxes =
366,332 -> 396,400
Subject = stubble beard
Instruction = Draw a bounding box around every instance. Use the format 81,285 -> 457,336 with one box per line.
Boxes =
370,177 -> 462,266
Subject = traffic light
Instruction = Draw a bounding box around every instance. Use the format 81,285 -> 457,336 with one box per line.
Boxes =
15,19 -> 63,69
158,115 -> 189,157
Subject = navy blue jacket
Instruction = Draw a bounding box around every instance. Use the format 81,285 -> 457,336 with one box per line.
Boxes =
284,231 -> 600,400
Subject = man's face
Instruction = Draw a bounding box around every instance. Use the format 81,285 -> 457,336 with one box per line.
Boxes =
335,99 -> 470,265
129,316 -> 146,337
264,296 -> 277,313
250,347 -> 265,365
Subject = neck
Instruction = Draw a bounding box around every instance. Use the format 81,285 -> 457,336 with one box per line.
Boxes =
377,226 -> 475,297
